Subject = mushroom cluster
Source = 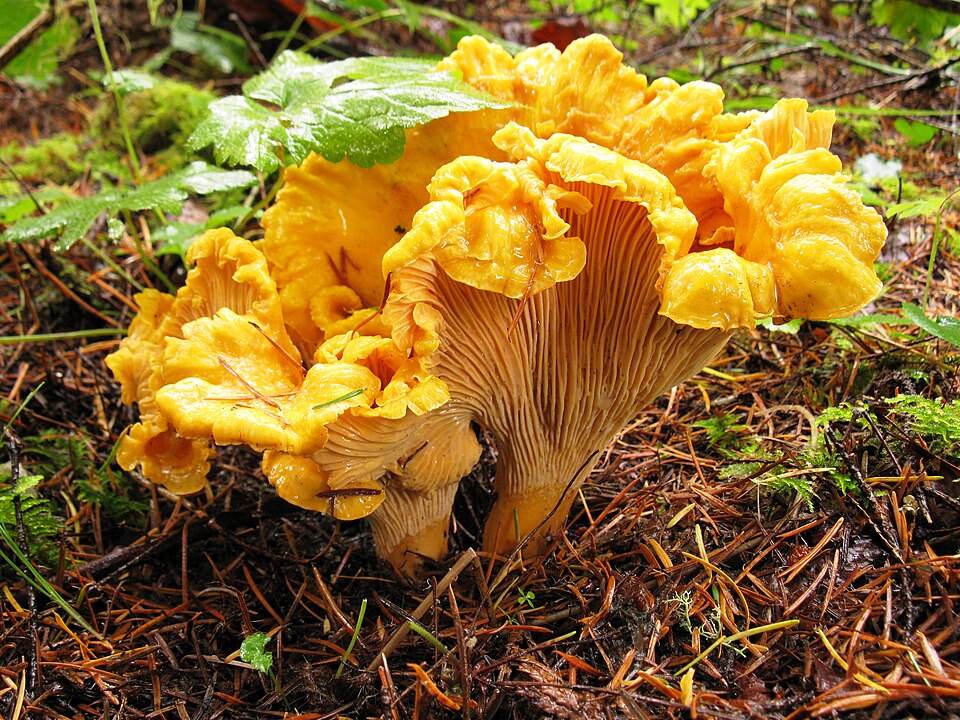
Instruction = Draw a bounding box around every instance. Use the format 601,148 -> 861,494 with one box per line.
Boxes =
108,35 -> 887,574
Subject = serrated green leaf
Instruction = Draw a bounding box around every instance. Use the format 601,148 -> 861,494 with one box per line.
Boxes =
189,52 -> 512,173
187,97 -> 286,172
1,163 -> 256,250
0,187 -> 71,224
240,632 -> 274,675
242,50 -> 343,106
901,302 -> 960,347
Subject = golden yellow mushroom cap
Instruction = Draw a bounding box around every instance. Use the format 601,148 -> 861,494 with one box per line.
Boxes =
660,99 -> 886,330
261,451 -> 385,519
381,153 -> 590,299
116,420 -> 211,495
257,111 -> 519,351
106,288 -> 176,409
106,289 -> 214,494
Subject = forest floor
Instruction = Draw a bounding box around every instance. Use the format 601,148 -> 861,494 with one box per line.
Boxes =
1,0 -> 959,718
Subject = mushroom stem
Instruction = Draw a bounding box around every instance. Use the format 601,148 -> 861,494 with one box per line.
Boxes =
482,448 -> 602,558
368,482 -> 460,576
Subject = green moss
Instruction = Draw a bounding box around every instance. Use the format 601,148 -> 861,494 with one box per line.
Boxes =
0,133 -> 85,184
2,77 -> 216,197
92,78 -> 216,159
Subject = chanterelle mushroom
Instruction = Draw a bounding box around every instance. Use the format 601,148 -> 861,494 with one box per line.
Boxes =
108,35 -> 886,575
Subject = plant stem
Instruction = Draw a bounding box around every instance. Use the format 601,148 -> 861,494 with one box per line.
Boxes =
335,598 -> 367,678
4,430 -> 38,692
924,188 -> 960,308
0,328 -> 127,345
299,9 -> 405,54
81,236 -> 145,292
86,0 -> 142,182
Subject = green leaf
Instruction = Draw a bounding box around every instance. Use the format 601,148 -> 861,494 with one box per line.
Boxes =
240,632 -> 274,675
645,0 -> 714,31
187,97 -> 287,173
169,12 -> 252,75
109,68 -> 159,94
885,394 -> 960,454
2,162 -> 257,250
885,196 -> 947,220
0,187 -> 70,224
3,8 -> 79,89
11,473 -> 42,496
827,313 -> 912,328
189,51 -> 512,173
0,0 -> 45,45
334,0 -> 390,12
151,205 -> 252,258
758,317 -> 804,334
151,222 -> 204,258
872,0 -> 960,44
0,471 -> 62,562
894,118 -> 938,147
901,302 -> 960,347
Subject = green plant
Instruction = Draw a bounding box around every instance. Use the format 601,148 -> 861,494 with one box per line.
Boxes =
2,162 -> 257,250
240,631 -> 278,688
801,444 -> 858,496
900,303 -> 960,348
885,395 -> 960,456
1,0 -> 80,89
168,11 -> 253,75
76,472 -> 150,525
693,414 -> 757,455
188,50 -> 511,173
517,587 -> 536,609
644,0 -> 715,31
91,76 -> 217,157
893,118 -> 939,147
670,590 -> 695,632
870,0 -> 960,45
335,597 -> 367,678
0,472 -> 61,563
753,470 -> 818,510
